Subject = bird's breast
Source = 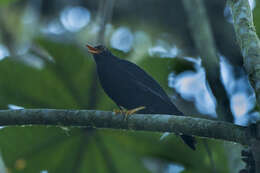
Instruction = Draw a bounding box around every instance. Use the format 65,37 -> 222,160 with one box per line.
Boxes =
96,63 -> 144,109
97,64 -> 127,101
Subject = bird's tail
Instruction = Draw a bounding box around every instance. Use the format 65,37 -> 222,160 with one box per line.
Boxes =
180,134 -> 196,150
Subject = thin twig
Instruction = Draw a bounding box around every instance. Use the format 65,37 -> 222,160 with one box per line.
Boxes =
96,0 -> 115,45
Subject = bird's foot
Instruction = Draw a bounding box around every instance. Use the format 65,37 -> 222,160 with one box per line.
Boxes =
113,106 -> 146,120
113,108 -> 123,115
113,107 -> 126,115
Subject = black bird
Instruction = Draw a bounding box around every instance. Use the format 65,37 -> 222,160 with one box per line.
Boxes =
87,44 -> 196,150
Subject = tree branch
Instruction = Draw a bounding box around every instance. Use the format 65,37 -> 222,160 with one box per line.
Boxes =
228,0 -> 260,108
228,0 -> 260,172
0,109 -> 250,145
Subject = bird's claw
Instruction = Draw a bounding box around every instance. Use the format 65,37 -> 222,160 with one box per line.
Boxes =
113,109 -> 123,115
113,106 -> 146,120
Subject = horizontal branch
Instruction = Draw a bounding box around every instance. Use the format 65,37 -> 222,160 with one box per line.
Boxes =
0,109 -> 250,145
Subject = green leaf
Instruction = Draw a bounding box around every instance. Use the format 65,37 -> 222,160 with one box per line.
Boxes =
0,58 -> 78,109
254,2 -> 260,37
0,0 -> 18,6
36,38 -> 96,109
0,126 -> 230,173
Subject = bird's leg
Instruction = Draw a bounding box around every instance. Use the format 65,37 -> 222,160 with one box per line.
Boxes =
125,106 -> 146,116
113,106 -> 146,120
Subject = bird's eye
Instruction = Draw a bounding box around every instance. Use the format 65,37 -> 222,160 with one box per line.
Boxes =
100,46 -> 105,51
95,45 -> 105,51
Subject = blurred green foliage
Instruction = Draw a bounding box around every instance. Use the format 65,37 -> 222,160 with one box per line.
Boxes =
254,1 -> 260,37
0,0 -> 18,6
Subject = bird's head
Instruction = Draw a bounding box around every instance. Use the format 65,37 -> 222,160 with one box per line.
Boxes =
86,44 -> 112,61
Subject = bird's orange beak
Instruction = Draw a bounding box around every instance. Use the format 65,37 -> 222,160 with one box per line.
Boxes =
86,44 -> 101,54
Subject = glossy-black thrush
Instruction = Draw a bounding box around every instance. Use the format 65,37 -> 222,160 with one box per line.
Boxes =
87,44 -> 196,150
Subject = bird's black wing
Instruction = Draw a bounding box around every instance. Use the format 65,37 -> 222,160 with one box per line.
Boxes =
116,59 -> 195,149
117,58 -> 175,106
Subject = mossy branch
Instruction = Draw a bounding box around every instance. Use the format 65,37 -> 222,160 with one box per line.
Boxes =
0,109 -> 251,145
228,0 -> 260,108
228,0 -> 260,172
